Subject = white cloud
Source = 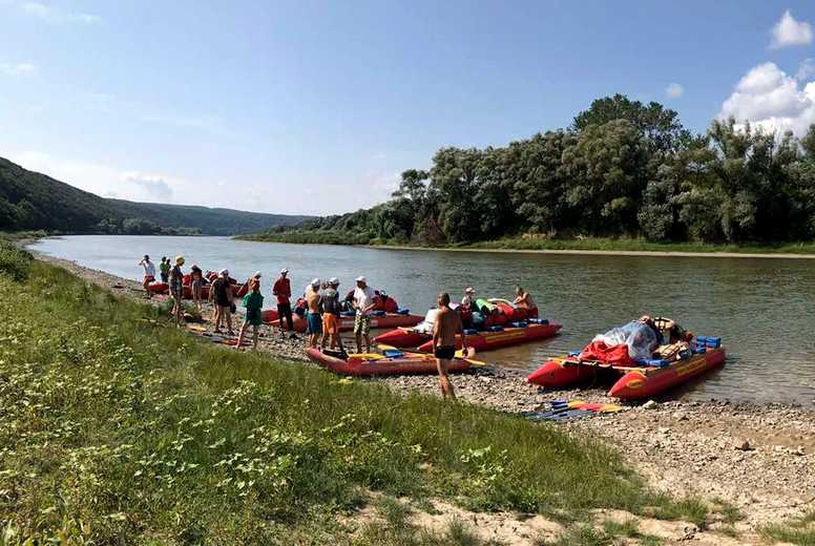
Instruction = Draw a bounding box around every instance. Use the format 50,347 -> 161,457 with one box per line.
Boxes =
18,1 -> 101,24
665,82 -> 684,99
121,172 -> 173,200
719,61 -> 815,136
797,58 -> 815,81
0,62 -> 36,76
770,9 -> 813,49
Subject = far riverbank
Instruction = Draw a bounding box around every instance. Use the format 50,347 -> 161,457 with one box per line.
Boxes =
240,233 -> 815,259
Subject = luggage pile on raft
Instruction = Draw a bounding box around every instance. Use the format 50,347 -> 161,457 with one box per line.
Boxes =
374,298 -> 562,352
527,316 -> 725,400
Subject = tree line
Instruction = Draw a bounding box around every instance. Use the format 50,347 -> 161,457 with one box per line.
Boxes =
266,94 -> 815,245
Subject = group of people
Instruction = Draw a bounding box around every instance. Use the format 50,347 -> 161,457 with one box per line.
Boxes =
300,275 -> 377,354
137,254 -> 541,400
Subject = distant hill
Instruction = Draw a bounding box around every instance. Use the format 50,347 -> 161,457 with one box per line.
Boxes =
0,157 -> 311,235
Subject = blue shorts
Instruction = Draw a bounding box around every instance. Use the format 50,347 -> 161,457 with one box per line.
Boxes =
307,312 -> 322,335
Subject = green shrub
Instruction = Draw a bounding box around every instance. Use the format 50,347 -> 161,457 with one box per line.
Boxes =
0,241 -> 32,281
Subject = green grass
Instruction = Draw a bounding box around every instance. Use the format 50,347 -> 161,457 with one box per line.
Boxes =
240,231 -> 815,256
761,511 -> 815,545
0,248 -> 716,542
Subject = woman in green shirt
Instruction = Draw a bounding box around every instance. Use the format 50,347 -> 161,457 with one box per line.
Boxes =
236,276 -> 264,350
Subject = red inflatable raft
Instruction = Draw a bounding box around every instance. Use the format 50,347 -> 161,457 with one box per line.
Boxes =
262,310 -> 423,332
306,347 -> 471,376
527,347 -> 726,400
413,322 -> 562,353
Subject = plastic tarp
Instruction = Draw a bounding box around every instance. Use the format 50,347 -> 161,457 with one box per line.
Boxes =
579,321 -> 659,365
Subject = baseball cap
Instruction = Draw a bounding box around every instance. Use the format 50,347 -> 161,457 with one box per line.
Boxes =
253,271 -> 262,278
355,276 -> 366,283
465,287 -> 475,293
329,277 -> 339,285
311,278 -> 321,287
219,268 -> 229,276
280,268 -> 288,274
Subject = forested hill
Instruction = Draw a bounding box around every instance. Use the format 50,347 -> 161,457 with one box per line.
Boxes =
0,157 -> 311,235
252,94 -> 815,247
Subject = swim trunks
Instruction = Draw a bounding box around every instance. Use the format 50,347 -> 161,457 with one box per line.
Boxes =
434,345 -> 456,360
353,313 -> 370,336
307,312 -> 323,335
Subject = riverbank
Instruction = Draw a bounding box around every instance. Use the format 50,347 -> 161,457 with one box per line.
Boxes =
241,232 -> 815,259
31,250 -> 815,543
6,247 -> 767,545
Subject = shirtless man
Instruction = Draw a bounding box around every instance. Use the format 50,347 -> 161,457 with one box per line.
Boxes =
432,292 -> 467,400
305,278 -> 322,349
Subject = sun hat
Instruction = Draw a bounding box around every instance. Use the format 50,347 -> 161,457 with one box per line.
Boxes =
310,278 -> 321,287
355,276 -> 366,283
280,268 -> 289,274
175,255 -> 185,265
465,287 -> 475,293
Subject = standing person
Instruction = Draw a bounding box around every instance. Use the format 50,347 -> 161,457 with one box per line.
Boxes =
513,285 -> 538,318
305,278 -> 322,349
320,278 -> 343,351
190,264 -> 204,310
159,257 -> 170,284
236,277 -> 264,350
352,276 -> 376,354
138,255 -> 156,299
211,269 -> 234,335
169,256 -> 185,325
273,268 -> 295,337
432,292 -> 467,400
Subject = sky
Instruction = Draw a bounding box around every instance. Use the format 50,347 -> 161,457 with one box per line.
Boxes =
3,1 -> 815,215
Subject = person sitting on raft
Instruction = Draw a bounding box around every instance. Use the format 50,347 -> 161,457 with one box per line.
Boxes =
513,285 -> 538,318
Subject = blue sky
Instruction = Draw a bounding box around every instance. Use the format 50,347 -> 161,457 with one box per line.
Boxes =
3,1 -> 815,215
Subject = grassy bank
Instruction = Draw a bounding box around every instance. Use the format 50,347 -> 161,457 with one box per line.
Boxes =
0,243 -> 719,543
240,231 -> 815,256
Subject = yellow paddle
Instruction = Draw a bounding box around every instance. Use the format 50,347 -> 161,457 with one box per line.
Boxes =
377,343 -> 487,367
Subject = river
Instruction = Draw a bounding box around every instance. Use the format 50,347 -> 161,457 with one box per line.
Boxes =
29,235 -> 815,405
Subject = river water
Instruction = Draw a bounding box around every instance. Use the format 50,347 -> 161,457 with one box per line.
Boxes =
30,235 -> 815,405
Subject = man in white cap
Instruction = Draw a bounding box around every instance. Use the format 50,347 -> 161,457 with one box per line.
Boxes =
461,287 -> 477,308
320,278 -> 343,351
305,278 -> 322,349
353,276 -> 376,353
273,268 -> 294,335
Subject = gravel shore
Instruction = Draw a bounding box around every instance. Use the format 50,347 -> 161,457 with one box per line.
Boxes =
36,252 -> 815,531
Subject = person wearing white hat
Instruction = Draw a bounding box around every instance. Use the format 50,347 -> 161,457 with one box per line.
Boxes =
273,268 -> 294,335
320,278 -> 343,351
305,278 -> 323,349
461,287 -> 477,308
210,268 -> 234,335
353,276 -> 376,353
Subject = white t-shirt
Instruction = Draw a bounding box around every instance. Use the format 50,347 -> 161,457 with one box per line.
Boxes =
353,285 -> 375,315
142,261 -> 156,278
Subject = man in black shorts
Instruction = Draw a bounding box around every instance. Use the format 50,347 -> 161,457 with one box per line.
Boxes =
432,292 -> 467,400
